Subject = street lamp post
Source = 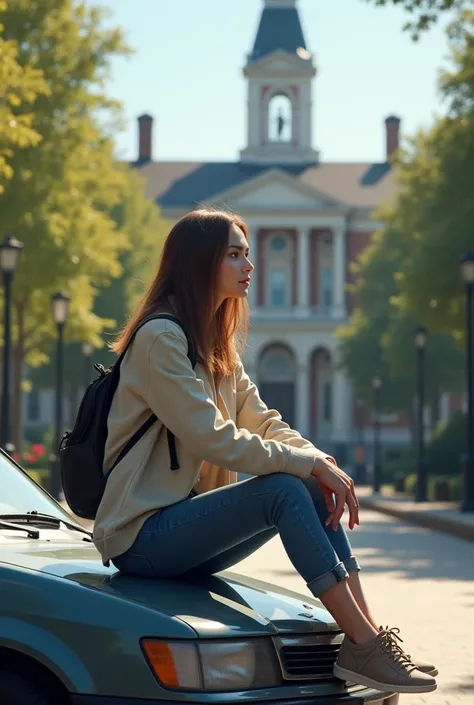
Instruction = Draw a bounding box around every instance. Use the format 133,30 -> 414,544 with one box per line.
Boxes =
460,252 -> 474,512
50,292 -> 70,500
81,341 -> 93,391
372,376 -> 382,494
354,394 -> 367,484
0,235 -> 24,452
414,324 -> 429,502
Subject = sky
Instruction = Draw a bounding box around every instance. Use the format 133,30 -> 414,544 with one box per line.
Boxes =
97,0 -> 455,164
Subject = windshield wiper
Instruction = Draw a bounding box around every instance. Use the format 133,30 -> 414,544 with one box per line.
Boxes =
0,512 -> 92,541
0,519 -> 39,539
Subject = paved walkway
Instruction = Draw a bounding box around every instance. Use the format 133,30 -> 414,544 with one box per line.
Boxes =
356,486 -> 474,543
235,507 -> 474,705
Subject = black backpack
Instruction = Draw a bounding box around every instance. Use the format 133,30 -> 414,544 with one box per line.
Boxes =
59,314 -> 196,520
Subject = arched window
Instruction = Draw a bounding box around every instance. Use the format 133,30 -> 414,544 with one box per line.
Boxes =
265,233 -> 291,308
268,94 -> 293,143
258,347 -> 295,383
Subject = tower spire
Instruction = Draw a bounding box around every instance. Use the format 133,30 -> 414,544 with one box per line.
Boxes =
240,0 -> 318,165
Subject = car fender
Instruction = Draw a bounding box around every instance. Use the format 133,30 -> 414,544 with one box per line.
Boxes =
0,617 -> 93,692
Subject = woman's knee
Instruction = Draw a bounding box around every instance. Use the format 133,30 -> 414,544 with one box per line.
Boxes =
255,472 -> 308,498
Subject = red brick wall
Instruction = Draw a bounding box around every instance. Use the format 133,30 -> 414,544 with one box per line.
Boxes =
346,231 -> 375,313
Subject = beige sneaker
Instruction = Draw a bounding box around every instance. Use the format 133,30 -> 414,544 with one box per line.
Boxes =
379,626 -> 438,677
333,628 -> 437,693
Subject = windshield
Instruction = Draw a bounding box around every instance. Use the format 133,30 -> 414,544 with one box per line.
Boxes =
0,451 -> 74,521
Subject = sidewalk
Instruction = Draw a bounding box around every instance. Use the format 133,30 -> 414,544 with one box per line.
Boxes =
357,486 -> 474,543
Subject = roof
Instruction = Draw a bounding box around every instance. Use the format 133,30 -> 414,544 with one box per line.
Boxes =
133,160 -> 397,212
250,4 -> 307,62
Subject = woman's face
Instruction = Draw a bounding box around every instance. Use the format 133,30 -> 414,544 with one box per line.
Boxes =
216,223 -> 254,307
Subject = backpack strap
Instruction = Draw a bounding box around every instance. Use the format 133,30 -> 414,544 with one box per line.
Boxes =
108,314 -> 196,474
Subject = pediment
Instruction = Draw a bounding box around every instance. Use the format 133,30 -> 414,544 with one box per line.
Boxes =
211,170 -> 343,212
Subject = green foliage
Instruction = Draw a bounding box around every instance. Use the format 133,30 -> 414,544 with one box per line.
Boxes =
382,411 -> 466,486
363,0 -> 467,39
404,472 -> 462,500
427,410 -> 466,474
387,11 -> 474,337
338,12 -> 471,413
29,169 -> 170,388
0,0 -> 134,447
337,219 -> 464,413
0,1 -> 47,190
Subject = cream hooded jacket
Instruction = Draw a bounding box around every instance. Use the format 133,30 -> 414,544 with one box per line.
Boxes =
93,317 -> 331,565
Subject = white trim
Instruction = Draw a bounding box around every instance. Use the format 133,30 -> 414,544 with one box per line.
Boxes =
209,168 -> 344,210
296,227 -> 311,316
331,226 -> 347,318
296,363 -> 310,437
247,227 -> 258,311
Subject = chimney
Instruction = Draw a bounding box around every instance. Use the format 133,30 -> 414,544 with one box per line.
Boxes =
385,115 -> 400,161
137,113 -> 153,163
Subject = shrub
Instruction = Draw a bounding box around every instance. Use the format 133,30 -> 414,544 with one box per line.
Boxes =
427,411 -> 466,476
382,447 -> 416,484
404,472 -> 462,501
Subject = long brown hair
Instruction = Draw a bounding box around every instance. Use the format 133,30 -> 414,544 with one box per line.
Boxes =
110,208 -> 249,379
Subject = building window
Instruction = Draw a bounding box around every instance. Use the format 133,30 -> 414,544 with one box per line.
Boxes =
259,348 -> 295,383
323,382 -> 332,422
270,235 -> 287,252
269,266 -> 290,307
322,268 -> 333,308
267,94 -> 293,143
27,390 -> 40,422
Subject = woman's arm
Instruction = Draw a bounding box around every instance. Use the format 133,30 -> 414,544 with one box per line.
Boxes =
141,324 -> 316,479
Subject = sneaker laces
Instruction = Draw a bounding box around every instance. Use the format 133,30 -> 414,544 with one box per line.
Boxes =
379,626 -> 417,673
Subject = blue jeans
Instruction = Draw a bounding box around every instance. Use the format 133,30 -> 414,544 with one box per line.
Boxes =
112,473 -> 360,597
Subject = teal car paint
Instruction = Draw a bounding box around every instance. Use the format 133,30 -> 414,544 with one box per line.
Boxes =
0,450 -> 398,705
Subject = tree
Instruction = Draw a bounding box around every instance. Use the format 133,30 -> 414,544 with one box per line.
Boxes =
0,0 -> 132,449
337,216 -> 464,427
387,11 -> 474,337
0,0 -> 47,190
27,168 -> 171,426
363,0 -> 470,38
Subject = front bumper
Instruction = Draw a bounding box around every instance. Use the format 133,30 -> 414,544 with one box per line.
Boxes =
71,691 -> 400,705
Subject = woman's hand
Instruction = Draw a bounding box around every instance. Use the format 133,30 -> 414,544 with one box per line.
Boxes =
311,456 -> 359,531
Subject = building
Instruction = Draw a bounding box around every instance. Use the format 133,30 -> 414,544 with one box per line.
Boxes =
128,0 -> 413,464
23,0 -> 455,462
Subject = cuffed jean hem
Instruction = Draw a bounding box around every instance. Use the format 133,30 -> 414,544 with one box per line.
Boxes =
306,560 -> 349,597
343,555 -> 360,573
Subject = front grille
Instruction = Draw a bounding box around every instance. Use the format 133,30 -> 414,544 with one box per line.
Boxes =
275,633 -> 343,681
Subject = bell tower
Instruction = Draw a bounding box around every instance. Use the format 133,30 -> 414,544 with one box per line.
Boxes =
240,0 -> 319,165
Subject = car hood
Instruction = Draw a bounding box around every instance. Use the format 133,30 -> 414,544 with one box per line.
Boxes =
0,533 -> 339,638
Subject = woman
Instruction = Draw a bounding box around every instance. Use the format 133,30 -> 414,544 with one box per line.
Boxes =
93,209 -> 437,695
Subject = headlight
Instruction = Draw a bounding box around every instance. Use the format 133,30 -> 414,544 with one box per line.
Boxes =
142,638 -> 280,691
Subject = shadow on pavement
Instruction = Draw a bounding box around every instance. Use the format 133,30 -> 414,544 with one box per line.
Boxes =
273,516 -> 474,583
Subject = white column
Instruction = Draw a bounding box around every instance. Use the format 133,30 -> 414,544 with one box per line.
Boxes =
331,366 -> 352,443
296,227 -> 311,317
247,227 -> 258,312
332,226 -> 347,319
295,362 -> 310,439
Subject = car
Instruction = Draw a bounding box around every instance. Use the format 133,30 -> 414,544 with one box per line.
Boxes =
0,448 -> 399,705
